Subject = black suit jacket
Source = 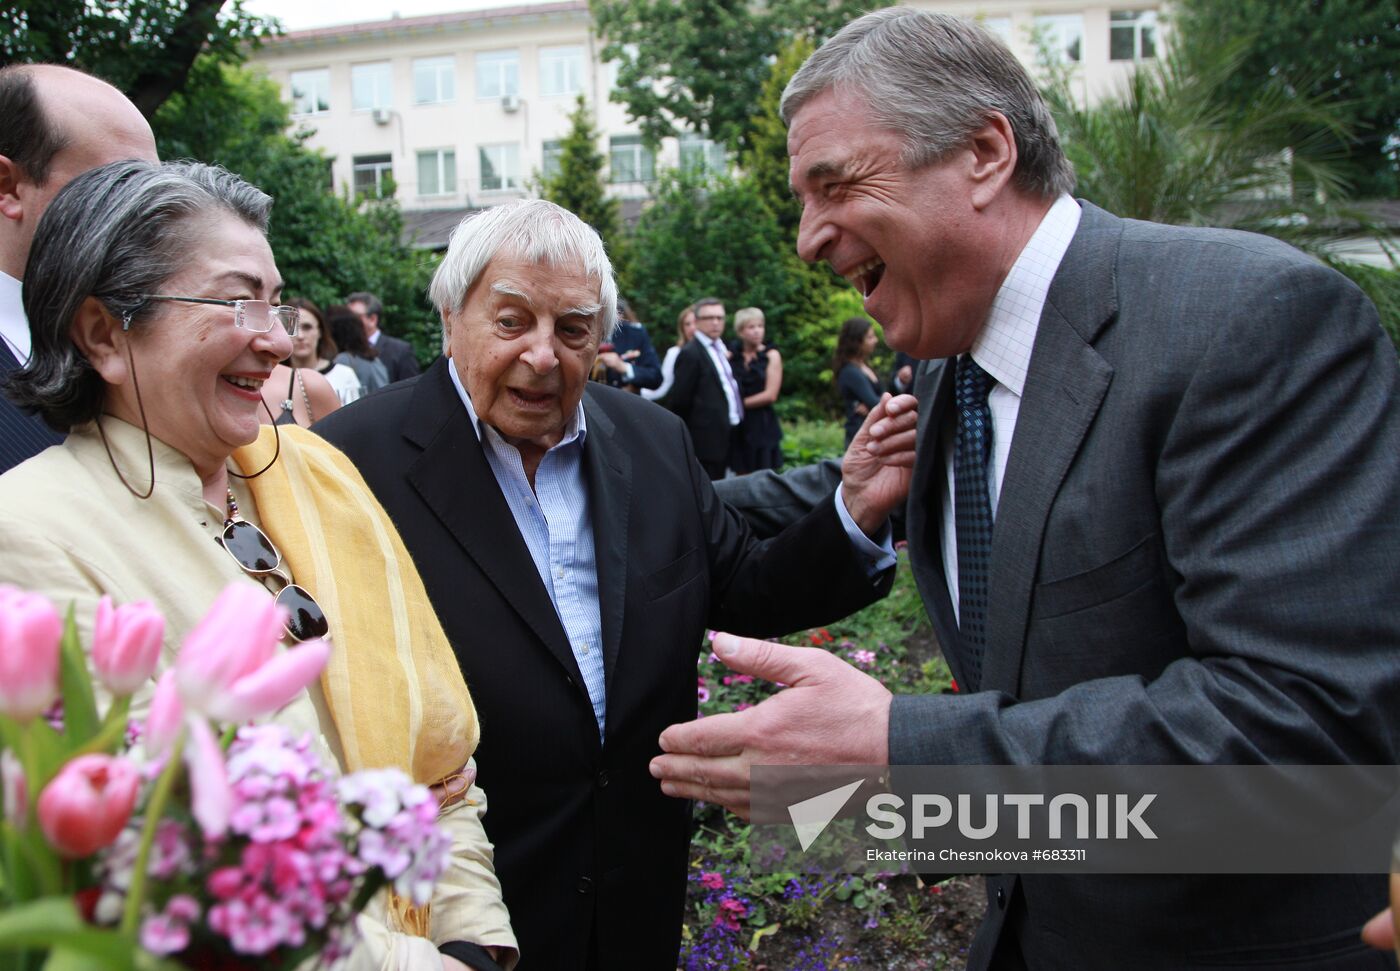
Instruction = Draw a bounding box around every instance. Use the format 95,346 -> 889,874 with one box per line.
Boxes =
719,203 -> 1400,969
314,359 -> 889,970
0,340 -> 62,474
664,338 -> 733,465
374,332 -> 420,383
602,321 -> 662,390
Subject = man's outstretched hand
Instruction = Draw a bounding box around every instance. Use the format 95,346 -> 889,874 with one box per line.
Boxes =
649,632 -> 892,819
841,392 -> 917,535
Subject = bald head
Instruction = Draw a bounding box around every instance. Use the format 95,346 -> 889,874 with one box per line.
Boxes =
0,64 -> 157,278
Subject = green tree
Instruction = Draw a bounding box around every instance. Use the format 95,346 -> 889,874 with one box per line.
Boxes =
538,95 -> 623,256
1,0 -> 277,117
1170,0 -> 1400,197
154,59 -> 441,364
592,0 -> 862,154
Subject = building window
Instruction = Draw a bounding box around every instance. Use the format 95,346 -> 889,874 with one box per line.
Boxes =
290,68 -> 330,115
413,56 -> 456,105
417,149 -> 457,196
678,134 -> 727,176
351,61 -> 392,111
476,50 -> 519,100
542,140 -> 563,181
607,43 -> 638,90
479,143 -> 521,191
1110,10 -> 1157,61
352,154 -> 393,198
1033,14 -> 1083,64
609,135 -> 655,183
540,45 -> 584,97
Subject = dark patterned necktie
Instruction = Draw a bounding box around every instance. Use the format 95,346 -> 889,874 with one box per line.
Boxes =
954,354 -> 994,691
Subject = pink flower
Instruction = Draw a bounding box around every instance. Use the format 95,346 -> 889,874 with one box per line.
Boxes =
143,669 -> 232,838
37,754 -> 141,858
1,749 -> 25,828
144,670 -> 185,761
176,584 -> 331,723
140,894 -> 200,955
714,897 -> 748,931
848,649 -> 877,669
699,871 -> 726,890
0,585 -> 62,722
91,596 -> 164,696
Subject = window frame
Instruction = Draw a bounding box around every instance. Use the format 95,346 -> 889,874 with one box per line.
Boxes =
412,56 -> 457,105
539,44 -> 585,98
609,134 -> 655,184
290,68 -> 331,116
1110,9 -> 1158,62
678,133 -> 728,177
476,49 -> 520,101
1033,13 -> 1084,65
416,148 -> 458,197
352,154 -> 394,198
351,60 -> 393,112
478,142 -> 522,192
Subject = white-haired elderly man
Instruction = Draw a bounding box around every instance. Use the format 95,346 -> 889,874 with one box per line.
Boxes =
314,198 -> 918,971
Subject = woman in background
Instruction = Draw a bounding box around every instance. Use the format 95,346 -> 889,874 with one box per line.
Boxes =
288,297 -> 363,406
328,303 -> 389,396
731,307 -> 782,473
641,304 -> 696,403
258,361 -> 340,428
833,316 -> 881,447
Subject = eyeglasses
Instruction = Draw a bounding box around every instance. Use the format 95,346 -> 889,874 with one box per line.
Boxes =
219,517 -> 331,643
131,295 -> 300,336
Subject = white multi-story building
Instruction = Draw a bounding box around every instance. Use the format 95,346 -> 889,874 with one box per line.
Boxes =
247,0 -> 1162,244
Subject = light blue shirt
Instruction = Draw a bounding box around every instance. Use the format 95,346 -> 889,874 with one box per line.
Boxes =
448,364 -> 897,738
451,365 -> 608,736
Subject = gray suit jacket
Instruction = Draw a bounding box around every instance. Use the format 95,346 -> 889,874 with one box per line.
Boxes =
717,202 -> 1400,968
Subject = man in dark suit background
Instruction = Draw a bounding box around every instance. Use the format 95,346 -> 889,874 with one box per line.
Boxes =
0,64 -> 156,473
315,199 -> 913,970
652,8 -> 1400,969
593,296 -> 661,392
347,290 -> 420,383
664,296 -> 742,478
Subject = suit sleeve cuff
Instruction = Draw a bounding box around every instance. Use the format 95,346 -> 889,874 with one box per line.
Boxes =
834,483 -> 897,577
440,940 -> 507,971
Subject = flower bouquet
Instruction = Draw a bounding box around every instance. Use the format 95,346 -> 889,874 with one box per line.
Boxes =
0,584 -> 451,970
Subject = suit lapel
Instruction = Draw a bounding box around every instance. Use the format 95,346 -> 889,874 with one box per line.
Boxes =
982,203 -> 1119,694
404,360 -> 586,687
907,360 -> 966,684
580,388 -> 631,695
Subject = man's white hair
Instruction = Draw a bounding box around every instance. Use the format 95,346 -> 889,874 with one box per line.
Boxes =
429,199 -> 618,346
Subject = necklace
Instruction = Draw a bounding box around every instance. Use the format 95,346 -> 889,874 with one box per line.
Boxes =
225,488 -> 239,527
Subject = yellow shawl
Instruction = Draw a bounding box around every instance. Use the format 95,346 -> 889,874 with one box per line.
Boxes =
231,425 -> 478,785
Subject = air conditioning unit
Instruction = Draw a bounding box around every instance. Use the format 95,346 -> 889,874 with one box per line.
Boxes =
501,94 -> 521,114
372,107 -> 392,126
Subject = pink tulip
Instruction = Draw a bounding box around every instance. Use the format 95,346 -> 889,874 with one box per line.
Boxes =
37,753 -> 140,858
175,584 -> 330,723
91,596 -> 165,696
185,717 -> 230,837
144,669 -> 185,760
1,749 -> 25,829
0,585 -> 63,722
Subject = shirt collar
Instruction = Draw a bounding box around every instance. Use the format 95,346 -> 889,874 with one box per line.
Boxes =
969,193 -> 1081,397
0,270 -> 29,363
448,357 -> 587,451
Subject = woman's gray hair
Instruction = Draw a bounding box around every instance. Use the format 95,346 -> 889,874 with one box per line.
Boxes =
7,159 -> 272,432
428,199 -> 617,346
781,6 -> 1074,199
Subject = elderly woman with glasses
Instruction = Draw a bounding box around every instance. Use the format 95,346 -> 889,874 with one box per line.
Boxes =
0,160 -> 516,971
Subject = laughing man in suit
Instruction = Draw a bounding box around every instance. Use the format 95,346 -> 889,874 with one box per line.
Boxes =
651,8 -> 1400,969
314,199 -> 915,970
